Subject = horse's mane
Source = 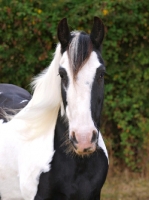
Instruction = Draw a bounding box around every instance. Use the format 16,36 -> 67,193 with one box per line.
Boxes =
12,44 -> 62,140
67,31 -> 93,78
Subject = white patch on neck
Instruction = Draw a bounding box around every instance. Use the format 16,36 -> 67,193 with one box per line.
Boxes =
0,44 -> 62,200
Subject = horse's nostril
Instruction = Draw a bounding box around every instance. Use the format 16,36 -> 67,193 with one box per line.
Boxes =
70,132 -> 78,150
71,131 -> 78,144
71,141 -> 78,150
91,130 -> 98,143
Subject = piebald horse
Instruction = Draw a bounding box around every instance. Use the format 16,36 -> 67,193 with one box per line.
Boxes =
0,17 -> 108,200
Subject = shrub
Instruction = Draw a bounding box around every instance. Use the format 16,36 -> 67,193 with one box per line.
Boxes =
0,0 -> 149,172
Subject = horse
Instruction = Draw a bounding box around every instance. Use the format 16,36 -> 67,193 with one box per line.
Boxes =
0,83 -> 32,122
0,17 -> 108,200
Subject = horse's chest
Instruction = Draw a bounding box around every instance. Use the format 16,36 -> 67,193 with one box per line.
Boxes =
36,150 -> 106,200
50,159 -> 98,199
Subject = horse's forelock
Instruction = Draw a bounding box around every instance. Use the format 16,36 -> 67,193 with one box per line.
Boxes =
67,31 -> 93,78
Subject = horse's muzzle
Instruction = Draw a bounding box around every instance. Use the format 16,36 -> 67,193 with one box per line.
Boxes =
70,130 -> 98,155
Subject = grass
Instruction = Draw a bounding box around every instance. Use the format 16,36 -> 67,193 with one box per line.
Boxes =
101,171 -> 149,200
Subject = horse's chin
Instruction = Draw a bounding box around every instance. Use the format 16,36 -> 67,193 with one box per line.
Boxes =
73,146 -> 97,157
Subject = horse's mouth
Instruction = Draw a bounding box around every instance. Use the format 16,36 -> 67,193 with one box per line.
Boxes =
73,145 -> 97,156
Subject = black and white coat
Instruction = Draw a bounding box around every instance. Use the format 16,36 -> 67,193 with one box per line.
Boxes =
0,17 -> 108,200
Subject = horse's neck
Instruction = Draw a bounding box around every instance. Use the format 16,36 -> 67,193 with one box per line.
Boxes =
54,113 -> 67,150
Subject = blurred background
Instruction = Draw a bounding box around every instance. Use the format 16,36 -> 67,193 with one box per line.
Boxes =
0,0 -> 149,199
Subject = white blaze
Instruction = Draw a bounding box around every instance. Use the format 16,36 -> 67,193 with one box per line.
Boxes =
60,50 -> 109,160
60,51 -> 101,138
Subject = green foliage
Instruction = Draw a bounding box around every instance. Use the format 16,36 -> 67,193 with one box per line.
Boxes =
0,0 -> 149,171
101,0 -> 149,171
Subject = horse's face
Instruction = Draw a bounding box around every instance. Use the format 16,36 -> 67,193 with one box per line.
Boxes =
58,17 -> 105,155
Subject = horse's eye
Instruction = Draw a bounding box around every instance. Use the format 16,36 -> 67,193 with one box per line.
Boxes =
59,72 -> 64,79
59,68 -> 66,79
99,72 -> 104,79
59,68 -> 68,87
96,69 -> 105,83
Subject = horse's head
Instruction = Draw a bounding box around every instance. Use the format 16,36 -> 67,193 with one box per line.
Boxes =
57,17 -> 105,155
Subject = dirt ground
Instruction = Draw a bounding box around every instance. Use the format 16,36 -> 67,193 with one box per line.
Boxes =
101,172 -> 149,200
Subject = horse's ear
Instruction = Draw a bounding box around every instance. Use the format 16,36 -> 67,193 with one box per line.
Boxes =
57,18 -> 70,49
90,17 -> 105,49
